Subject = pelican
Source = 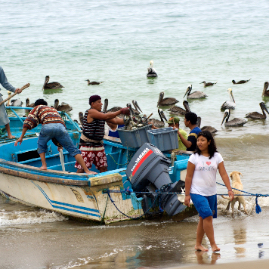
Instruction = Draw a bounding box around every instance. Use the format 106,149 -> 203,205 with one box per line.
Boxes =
78,112 -> 84,126
262,82 -> 269,97
149,109 -> 167,128
168,100 -> 191,115
86,79 -> 103,85
200,81 -> 217,87
42,76 -> 64,90
184,85 -> 207,99
102,98 -> 122,113
221,88 -> 236,110
232,79 -> 251,84
221,109 -> 247,127
157,92 -> 179,107
197,117 -> 217,134
26,98 -> 35,107
245,102 -> 269,120
132,100 -> 143,114
147,60 -> 158,78
53,99 -> 72,112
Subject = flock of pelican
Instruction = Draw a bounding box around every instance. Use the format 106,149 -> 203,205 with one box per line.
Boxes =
156,80 -> 269,131
7,69 -> 269,133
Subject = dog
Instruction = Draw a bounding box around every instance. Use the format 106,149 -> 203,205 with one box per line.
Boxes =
222,171 -> 247,216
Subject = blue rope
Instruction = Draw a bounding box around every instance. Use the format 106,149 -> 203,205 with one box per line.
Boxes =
104,183 -> 269,216
106,190 -> 161,220
216,182 -> 267,214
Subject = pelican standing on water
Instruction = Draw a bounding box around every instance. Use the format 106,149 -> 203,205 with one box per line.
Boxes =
147,60 -> 158,77
42,76 -> 64,90
200,81 -> 217,87
157,91 -> 179,107
245,102 -> 269,120
221,109 -> 247,127
262,82 -> 269,97
184,85 -> 207,99
221,88 -> 236,110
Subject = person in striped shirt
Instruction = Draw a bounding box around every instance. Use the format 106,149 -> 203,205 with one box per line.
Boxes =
15,99 -> 95,174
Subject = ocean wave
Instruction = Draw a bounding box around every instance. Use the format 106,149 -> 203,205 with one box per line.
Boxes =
0,209 -> 67,226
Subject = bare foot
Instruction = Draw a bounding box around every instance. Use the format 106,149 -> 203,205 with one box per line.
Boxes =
211,244 -> 220,252
195,245 -> 208,252
85,170 -> 97,175
40,166 -> 47,170
7,134 -> 16,139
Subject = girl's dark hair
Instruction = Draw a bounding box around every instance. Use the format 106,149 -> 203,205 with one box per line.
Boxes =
34,99 -> 48,106
195,130 -> 217,159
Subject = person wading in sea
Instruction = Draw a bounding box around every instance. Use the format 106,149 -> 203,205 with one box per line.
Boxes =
0,66 -> 22,139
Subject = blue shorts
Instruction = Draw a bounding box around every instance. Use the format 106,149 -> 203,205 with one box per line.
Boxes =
190,193 -> 217,219
38,123 -> 81,157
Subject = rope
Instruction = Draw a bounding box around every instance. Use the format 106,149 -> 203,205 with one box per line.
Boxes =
105,189 -> 160,220
216,182 -> 267,214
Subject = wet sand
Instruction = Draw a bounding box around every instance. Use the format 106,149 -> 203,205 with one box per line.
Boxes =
173,259 -> 269,269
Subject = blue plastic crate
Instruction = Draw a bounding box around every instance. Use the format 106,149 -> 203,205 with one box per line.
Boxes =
147,127 -> 179,151
117,125 -> 152,148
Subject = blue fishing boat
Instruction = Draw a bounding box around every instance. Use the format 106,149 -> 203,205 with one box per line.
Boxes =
0,107 -> 196,224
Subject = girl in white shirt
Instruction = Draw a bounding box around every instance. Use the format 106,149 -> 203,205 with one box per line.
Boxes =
184,131 -> 234,252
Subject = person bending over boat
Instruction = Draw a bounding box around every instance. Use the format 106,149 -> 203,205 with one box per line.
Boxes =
14,99 -> 95,174
75,95 -> 130,173
178,112 -> 201,151
0,66 -> 22,139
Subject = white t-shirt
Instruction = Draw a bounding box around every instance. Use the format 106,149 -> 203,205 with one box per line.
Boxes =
188,152 -> 223,196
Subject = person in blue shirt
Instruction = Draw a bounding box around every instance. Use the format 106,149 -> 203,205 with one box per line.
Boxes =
0,66 -> 22,138
177,112 -> 201,151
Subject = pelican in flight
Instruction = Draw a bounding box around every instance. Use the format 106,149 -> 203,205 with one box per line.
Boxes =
168,100 -> 191,115
184,85 -> 207,99
53,99 -> 72,112
221,88 -> 236,111
197,117 -> 217,134
86,79 -> 103,85
221,109 -> 247,127
147,60 -> 158,78
262,82 -> 269,97
232,79 -> 251,84
157,92 -> 179,107
42,76 -> 64,90
245,102 -> 269,120
200,81 -> 217,87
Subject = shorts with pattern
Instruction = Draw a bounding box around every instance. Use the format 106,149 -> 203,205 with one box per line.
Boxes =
75,144 -> 108,170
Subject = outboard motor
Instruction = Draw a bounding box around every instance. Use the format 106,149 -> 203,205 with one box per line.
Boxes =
126,143 -> 186,216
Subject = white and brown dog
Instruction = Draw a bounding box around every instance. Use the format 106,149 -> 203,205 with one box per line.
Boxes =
222,171 -> 247,216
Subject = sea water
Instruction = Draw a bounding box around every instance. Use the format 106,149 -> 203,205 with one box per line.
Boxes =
1,0 -> 269,268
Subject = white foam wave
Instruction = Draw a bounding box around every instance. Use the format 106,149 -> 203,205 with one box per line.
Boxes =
0,209 -> 67,226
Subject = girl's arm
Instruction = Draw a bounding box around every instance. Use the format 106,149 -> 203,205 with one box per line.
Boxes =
184,161 -> 195,207
218,161 -> 234,200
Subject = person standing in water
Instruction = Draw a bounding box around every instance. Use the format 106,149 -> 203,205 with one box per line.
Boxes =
184,131 -> 234,252
0,66 -> 22,138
